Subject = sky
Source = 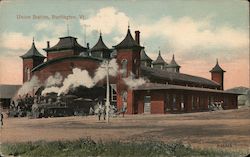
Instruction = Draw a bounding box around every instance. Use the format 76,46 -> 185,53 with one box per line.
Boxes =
0,0 -> 249,89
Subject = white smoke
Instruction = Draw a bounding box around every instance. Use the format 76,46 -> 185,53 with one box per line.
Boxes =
17,76 -> 41,97
41,72 -> 63,95
93,58 -> 118,83
41,86 -> 60,95
123,75 -> 146,89
45,72 -> 63,87
41,59 -> 120,96
57,68 -> 95,95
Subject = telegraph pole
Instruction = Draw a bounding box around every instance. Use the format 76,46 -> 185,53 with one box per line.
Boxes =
101,60 -> 113,123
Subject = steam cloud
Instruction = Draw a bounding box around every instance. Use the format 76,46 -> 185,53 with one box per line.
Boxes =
57,69 -> 95,95
17,76 -> 41,97
45,72 -> 63,87
42,59 -> 119,96
41,72 -> 63,95
123,75 -> 146,89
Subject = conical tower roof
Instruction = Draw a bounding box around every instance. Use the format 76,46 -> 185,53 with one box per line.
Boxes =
20,38 -> 45,59
91,33 -> 110,52
210,59 -> 225,72
167,54 -> 180,68
140,48 -> 152,61
152,51 -> 166,65
114,26 -> 142,49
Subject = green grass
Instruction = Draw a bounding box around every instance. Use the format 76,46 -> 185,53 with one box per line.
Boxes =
0,138 -> 246,157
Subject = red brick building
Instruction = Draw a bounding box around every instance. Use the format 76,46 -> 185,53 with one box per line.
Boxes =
20,27 -> 239,114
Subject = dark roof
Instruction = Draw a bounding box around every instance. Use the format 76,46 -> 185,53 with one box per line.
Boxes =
167,54 -> 180,68
210,59 -> 226,73
32,56 -> 102,72
91,33 -> 110,52
20,40 -> 45,59
140,48 -> 152,61
141,66 -> 220,87
113,27 -> 142,49
135,83 -> 239,95
44,36 -> 87,52
152,51 -> 166,65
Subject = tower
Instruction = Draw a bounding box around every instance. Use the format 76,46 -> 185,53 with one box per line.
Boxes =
20,38 -> 45,83
90,32 -> 111,59
166,54 -> 181,73
210,59 -> 226,90
140,48 -> 152,67
152,51 -> 167,70
113,26 -> 143,114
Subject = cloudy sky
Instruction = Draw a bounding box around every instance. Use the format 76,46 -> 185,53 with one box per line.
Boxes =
0,0 -> 249,89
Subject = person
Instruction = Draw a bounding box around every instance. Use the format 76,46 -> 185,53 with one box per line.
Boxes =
0,112 -> 3,127
97,102 -> 103,121
121,102 -> 127,117
103,105 -> 106,120
89,107 -> 94,115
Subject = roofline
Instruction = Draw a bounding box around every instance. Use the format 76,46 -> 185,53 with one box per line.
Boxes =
43,47 -> 87,52
141,66 -> 220,87
134,83 -> 240,95
31,56 -> 102,72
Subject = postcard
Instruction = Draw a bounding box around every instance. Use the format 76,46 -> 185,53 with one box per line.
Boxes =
0,0 -> 249,156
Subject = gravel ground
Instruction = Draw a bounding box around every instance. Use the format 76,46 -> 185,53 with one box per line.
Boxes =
0,107 -> 250,152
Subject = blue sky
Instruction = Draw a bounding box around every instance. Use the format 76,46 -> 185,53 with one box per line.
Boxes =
0,0 -> 249,89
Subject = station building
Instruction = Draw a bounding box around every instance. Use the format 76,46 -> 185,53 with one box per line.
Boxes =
20,27 -> 239,114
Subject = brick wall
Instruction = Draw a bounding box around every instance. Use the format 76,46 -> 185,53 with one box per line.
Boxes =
47,50 -> 74,60
33,58 -> 100,83
211,72 -> 224,90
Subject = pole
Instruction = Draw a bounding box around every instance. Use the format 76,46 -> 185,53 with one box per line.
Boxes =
83,24 -> 90,47
106,60 -> 110,123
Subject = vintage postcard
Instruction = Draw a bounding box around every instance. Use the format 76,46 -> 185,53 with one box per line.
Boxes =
0,0 -> 249,156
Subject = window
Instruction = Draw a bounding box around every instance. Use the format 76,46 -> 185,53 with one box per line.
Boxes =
173,94 -> 177,110
121,59 -> 128,78
111,84 -> 117,102
196,96 -> 200,109
191,95 -> 195,110
165,94 -> 171,111
180,95 -> 184,110
27,68 -> 30,81
144,95 -> 151,113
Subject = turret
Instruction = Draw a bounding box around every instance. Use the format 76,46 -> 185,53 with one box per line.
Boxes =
113,26 -> 143,114
166,54 -> 180,73
20,38 -> 45,82
152,51 -> 166,70
90,32 -> 111,59
140,48 -> 152,67
210,59 -> 226,90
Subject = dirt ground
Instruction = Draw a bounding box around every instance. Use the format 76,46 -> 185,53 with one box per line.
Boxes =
1,107 -> 250,152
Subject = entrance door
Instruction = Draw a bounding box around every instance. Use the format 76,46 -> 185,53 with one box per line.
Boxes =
144,96 -> 151,114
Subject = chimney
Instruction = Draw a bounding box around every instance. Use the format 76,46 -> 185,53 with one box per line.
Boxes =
47,41 -> 50,48
87,43 -> 90,49
135,30 -> 140,45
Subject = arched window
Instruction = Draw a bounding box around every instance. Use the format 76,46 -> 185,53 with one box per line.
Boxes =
26,67 -> 30,81
121,59 -> 127,78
